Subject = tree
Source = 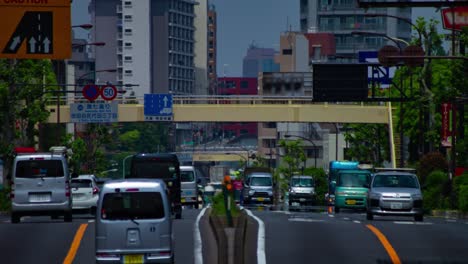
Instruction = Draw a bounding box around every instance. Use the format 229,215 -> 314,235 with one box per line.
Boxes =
0,59 -> 56,177
277,139 -> 306,180
343,124 -> 389,166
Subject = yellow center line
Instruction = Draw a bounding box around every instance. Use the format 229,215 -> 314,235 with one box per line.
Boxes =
63,223 -> 88,264
366,224 -> 401,264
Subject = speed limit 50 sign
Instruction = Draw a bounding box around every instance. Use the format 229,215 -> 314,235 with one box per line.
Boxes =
100,85 -> 118,101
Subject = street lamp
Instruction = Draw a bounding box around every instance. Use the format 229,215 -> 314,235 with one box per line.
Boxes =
76,68 -> 118,87
284,134 -> 317,168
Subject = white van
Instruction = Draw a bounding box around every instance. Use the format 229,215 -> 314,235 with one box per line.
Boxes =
95,179 -> 174,263
180,166 -> 200,209
10,152 -> 73,223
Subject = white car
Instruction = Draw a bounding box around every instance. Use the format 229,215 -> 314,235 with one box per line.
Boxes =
71,175 -> 99,214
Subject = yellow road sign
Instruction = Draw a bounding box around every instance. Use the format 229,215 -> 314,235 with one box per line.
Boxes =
0,0 -> 71,59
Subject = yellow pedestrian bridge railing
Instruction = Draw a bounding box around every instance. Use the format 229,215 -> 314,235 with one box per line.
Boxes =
45,95 -> 391,124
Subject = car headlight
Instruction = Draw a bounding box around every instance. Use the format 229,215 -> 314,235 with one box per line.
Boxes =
248,190 -> 255,195
411,194 -> 423,200
267,190 -> 273,196
289,189 -> 295,194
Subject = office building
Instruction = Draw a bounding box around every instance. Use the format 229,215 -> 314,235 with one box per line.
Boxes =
89,0 -> 197,98
242,44 -> 279,78
300,0 -> 412,60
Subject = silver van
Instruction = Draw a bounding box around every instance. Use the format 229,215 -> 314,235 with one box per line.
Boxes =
95,179 -> 174,264
180,166 -> 200,209
10,152 -> 73,223
288,175 -> 316,208
243,172 -> 274,205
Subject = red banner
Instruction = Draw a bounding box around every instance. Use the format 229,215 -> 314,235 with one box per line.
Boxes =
441,103 -> 452,147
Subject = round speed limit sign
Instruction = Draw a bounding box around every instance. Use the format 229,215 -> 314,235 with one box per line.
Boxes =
100,85 -> 118,101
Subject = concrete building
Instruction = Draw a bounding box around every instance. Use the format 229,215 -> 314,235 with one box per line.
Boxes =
300,0 -> 412,60
242,44 -> 279,78
89,0 -> 197,98
194,0 -> 208,95
207,3 -> 217,95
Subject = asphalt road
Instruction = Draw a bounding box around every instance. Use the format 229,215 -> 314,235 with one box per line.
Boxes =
0,208 -> 200,264
251,207 -> 468,264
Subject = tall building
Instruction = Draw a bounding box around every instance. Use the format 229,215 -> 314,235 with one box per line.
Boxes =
89,0 -> 197,98
207,3 -> 217,95
300,0 -> 412,60
242,44 -> 279,78
194,0 -> 208,95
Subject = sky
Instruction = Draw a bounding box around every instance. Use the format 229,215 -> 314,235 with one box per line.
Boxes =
71,1 -> 450,77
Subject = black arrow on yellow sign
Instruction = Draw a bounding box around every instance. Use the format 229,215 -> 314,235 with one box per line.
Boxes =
3,11 -> 53,55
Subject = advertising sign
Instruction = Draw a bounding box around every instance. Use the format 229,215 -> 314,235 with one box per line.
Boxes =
441,103 -> 452,147
441,7 -> 468,31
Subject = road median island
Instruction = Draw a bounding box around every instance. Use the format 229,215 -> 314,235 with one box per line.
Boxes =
206,208 -> 257,264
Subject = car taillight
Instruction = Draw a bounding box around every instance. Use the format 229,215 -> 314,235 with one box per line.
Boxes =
93,187 -> 99,195
65,181 -> 70,197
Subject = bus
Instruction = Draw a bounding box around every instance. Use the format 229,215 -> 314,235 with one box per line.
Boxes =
126,153 -> 182,219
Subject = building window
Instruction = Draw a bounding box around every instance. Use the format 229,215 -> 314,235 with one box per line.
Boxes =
124,28 -> 133,35
124,69 -> 133,75
240,80 -> 248,89
124,42 -> 132,48
124,1 -> 132,6
124,55 -> 132,62
124,15 -> 132,21
282,49 -> 292,55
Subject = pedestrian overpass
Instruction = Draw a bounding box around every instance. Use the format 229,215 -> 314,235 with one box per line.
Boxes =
45,96 -> 397,167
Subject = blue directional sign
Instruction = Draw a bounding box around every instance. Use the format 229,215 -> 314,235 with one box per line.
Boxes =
358,51 -> 394,87
144,93 -> 173,121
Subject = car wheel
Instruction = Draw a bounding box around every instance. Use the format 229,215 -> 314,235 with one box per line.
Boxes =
64,212 -> 73,222
11,213 -> 20,224
366,212 -> 374,220
334,206 -> 340,213
414,214 -> 423,222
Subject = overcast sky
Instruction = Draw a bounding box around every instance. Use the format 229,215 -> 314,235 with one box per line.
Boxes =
72,1 -> 449,77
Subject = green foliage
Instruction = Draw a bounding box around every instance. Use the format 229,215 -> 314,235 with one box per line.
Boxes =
342,124 -> 389,165
277,139 -> 306,179
417,152 -> 448,185
453,173 -> 468,212
303,167 -> 327,205
457,185 -> 468,213
422,170 -> 451,210
210,191 -> 239,217
0,187 -> 11,212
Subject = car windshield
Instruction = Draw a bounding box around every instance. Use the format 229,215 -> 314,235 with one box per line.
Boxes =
181,170 -> 195,182
15,160 -> 64,178
71,179 -> 92,188
250,177 -> 272,186
337,173 -> 371,188
130,160 -> 178,179
102,192 -> 165,220
372,174 -> 419,189
291,177 -> 314,187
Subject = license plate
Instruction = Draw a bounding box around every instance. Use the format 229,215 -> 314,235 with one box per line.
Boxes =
29,194 -> 51,202
291,202 -> 300,206
256,197 -> 264,202
390,202 -> 403,209
124,254 -> 144,264
346,200 -> 356,205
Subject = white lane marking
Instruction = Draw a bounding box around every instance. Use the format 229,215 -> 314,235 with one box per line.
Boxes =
88,220 -> 95,223
289,218 -> 324,223
328,214 -> 335,218
245,209 -> 266,264
446,219 -> 457,223
194,206 -> 208,264
353,220 -> 361,224
343,217 -> 350,220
